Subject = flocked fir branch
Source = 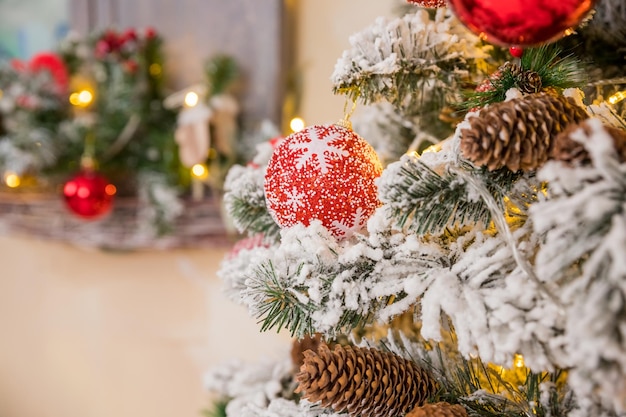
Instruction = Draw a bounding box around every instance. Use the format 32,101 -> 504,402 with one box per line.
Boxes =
331,8 -> 492,148
367,331 -> 576,417
530,118 -> 626,411
377,144 -> 530,236
216,104 -> 626,417
222,140 -> 282,243
211,3 -> 626,416
463,44 -> 587,111
223,164 -> 282,242
331,8 -> 486,109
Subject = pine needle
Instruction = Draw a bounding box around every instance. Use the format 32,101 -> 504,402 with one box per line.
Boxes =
463,44 -> 587,111
380,156 -> 523,236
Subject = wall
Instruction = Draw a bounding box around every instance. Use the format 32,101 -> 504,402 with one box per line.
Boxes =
0,0 -> 68,59
0,235 -> 291,417
295,0 -> 393,125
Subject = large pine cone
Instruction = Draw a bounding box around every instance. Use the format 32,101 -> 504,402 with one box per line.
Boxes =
550,118 -> 626,165
406,402 -> 468,417
295,343 -> 438,417
460,92 -> 589,172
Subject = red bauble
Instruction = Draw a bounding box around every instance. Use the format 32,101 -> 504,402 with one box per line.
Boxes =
63,171 -> 116,219
448,0 -> 597,47
264,124 -> 382,239
509,46 -> 524,58
406,0 -> 447,8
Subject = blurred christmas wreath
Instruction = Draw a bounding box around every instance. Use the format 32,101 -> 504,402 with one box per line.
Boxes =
0,27 -> 251,250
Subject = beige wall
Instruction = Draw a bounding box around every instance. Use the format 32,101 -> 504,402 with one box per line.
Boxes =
0,2 -> 393,417
0,236 -> 291,417
296,0 -> 393,125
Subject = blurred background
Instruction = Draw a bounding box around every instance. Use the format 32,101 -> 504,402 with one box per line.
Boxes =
0,1 -> 393,416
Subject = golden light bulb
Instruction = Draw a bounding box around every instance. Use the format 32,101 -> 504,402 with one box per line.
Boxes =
149,63 -> 162,77
289,117 -> 305,132
608,91 -> 626,105
70,89 -> 94,107
191,163 -> 208,179
184,92 -> 199,107
105,184 -> 117,196
514,354 -> 525,368
4,172 -> 20,188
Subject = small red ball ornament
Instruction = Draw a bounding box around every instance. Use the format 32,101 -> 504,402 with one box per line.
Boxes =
63,170 -> 116,219
509,46 -> 524,58
448,0 -> 597,47
406,0 -> 447,8
264,123 -> 382,239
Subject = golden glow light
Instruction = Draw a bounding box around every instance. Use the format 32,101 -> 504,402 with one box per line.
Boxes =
184,92 -> 199,108
289,117 -> 305,132
69,89 -> 94,107
514,354 -> 525,368
149,63 -> 162,77
608,91 -> 626,105
421,142 -> 444,155
105,184 -> 117,196
191,163 -> 208,179
4,172 -> 20,188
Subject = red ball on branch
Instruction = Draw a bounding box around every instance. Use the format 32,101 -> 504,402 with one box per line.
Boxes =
509,46 -> 524,58
448,0 -> 597,47
264,123 -> 382,239
63,170 -> 116,219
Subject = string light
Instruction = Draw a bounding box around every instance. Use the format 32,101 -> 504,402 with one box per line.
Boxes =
289,117 -> 305,132
191,163 -> 208,179
105,184 -> 117,196
184,91 -> 199,108
69,89 -> 94,107
607,90 -> 626,105
149,63 -> 162,77
514,354 -> 525,368
4,171 -> 20,188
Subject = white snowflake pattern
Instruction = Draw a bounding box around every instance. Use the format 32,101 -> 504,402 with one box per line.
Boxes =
290,126 -> 349,174
331,207 -> 367,238
284,187 -> 306,211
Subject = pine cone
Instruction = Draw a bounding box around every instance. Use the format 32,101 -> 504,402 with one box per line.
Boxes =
550,119 -> 626,165
517,70 -> 542,94
406,402 -> 468,417
291,333 -> 324,370
460,92 -> 589,172
295,343 -> 438,417
501,61 -> 524,79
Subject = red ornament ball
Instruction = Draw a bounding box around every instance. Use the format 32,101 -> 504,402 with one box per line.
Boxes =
509,46 -> 524,58
406,0 -> 447,8
63,170 -> 116,219
448,0 -> 597,47
264,124 -> 382,239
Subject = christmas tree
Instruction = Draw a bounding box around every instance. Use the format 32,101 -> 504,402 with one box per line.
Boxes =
0,28 -> 245,249
206,1 -> 626,416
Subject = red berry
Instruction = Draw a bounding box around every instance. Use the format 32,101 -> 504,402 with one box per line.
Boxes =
509,46 -> 524,58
